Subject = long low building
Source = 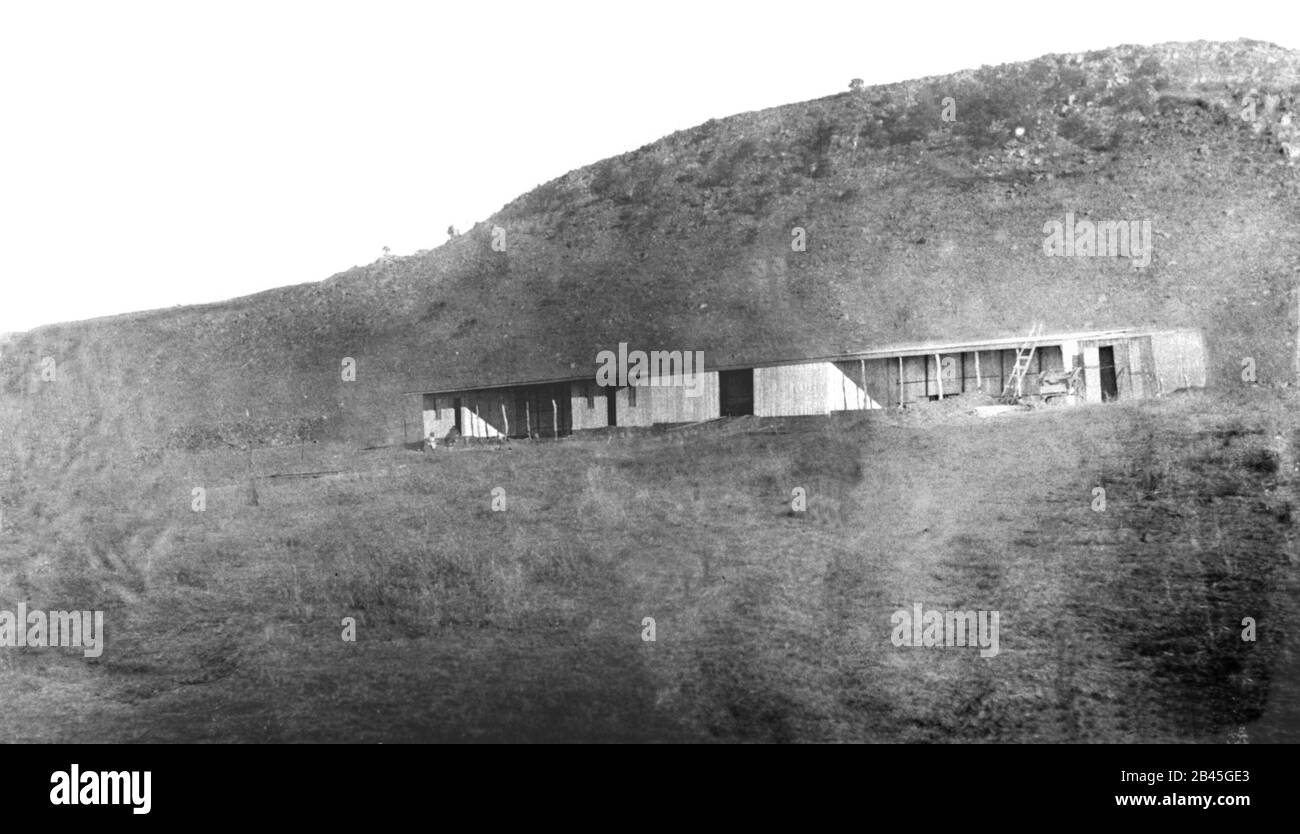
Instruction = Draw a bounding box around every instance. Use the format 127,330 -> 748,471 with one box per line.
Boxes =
412,327 -> 1206,440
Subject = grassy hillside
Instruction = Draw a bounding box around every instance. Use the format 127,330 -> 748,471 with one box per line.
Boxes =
3,40 -> 1299,464
1,391 -> 1296,742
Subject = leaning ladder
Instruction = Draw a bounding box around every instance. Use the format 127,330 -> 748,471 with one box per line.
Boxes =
1001,322 -> 1044,401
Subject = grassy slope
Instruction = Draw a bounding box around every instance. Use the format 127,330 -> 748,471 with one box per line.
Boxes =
1,390 -> 1296,742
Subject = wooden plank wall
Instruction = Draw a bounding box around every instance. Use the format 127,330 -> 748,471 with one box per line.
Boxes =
631,373 -> 721,424
1149,330 -> 1207,391
571,381 -> 610,431
754,363 -> 831,416
417,336 -> 1159,436
421,394 -> 455,440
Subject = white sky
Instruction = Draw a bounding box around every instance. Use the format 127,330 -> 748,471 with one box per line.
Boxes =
1,0 -> 1295,333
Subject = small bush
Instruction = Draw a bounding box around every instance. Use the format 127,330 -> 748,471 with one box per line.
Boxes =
1241,447 -> 1279,475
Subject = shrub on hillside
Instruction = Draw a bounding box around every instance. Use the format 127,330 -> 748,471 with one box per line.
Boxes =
700,139 -> 759,187
589,158 -> 623,199
1059,110 -> 1118,151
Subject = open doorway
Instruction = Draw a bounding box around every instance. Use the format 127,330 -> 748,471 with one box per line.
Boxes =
606,387 -> 618,427
1098,346 -> 1119,401
719,369 -> 754,416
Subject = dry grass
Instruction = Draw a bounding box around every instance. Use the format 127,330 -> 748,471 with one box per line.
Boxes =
1,387 -> 1297,741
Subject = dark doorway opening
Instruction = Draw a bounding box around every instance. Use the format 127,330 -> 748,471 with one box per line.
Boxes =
719,369 -> 754,416
1098,346 -> 1119,401
453,397 -> 463,433
606,387 -> 618,427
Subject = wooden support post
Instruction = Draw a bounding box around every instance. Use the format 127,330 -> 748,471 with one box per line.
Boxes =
974,351 -> 982,392
551,398 -> 558,438
859,359 -> 867,410
526,401 -> 532,439
474,404 -> 480,438
935,353 -> 944,400
898,356 -> 904,408
502,403 -> 509,438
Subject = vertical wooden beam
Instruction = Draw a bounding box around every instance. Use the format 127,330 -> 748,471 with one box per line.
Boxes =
526,400 -> 532,439
859,359 -> 867,410
898,356 -> 904,408
935,353 -> 944,399
502,403 -> 509,438
551,398 -> 558,438
974,351 -> 982,392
